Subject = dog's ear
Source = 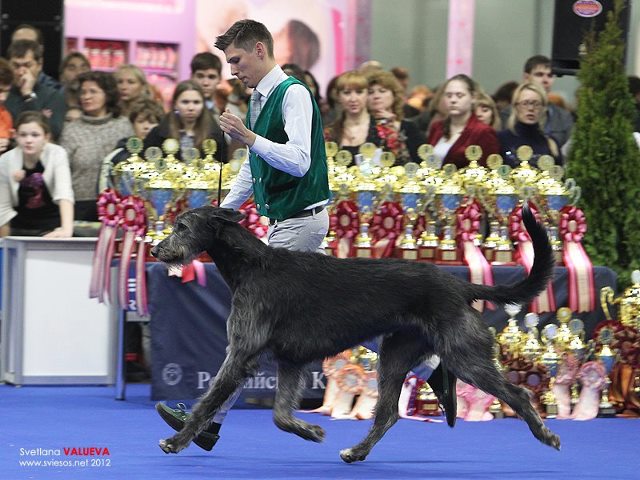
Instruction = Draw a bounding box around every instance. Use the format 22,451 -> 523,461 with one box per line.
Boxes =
210,207 -> 245,223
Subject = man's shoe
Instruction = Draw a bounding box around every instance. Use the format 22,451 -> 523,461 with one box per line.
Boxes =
428,364 -> 458,428
155,403 -> 220,451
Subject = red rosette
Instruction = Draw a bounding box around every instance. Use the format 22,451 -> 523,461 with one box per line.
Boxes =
456,200 -> 494,311
118,196 -> 147,313
370,201 -> 403,258
508,202 -> 541,243
332,200 -> 360,258
334,364 -> 365,395
90,189 -> 122,303
238,200 -> 268,239
375,122 -> 400,154
322,351 -> 351,377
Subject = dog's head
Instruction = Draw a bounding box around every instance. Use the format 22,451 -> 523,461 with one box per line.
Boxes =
150,206 -> 245,264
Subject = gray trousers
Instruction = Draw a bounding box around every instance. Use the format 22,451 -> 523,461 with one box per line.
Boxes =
212,208 -> 329,423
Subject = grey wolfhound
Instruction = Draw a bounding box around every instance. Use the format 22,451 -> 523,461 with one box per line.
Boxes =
151,205 -> 560,462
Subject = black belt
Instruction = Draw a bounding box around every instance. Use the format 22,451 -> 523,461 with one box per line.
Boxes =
269,206 -> 325,225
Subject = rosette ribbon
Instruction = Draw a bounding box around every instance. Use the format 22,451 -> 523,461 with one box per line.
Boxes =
559,206 -> 595,312
332,200 -> 360,258
117,196 -> 148,315
89,189 -> 121,303
369,201 -> 403,258
180,260 -> 206,287
239,200 -> 268,239
509,204 -> 556,313
456,200 -> 494,311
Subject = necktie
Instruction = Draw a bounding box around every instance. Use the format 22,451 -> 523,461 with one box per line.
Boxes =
250,89 -> 262,129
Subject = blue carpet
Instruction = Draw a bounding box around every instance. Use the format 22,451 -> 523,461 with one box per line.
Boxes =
1,384 -> 638,480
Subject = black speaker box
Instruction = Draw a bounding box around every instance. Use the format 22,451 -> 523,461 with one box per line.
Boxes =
0,0 -> 64,80
551,0 -> 631,76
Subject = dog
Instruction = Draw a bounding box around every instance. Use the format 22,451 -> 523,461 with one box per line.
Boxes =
151,205 -> 560,462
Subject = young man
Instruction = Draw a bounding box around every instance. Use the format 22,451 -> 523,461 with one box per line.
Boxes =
5,40 -> 66,140
189,52 -> 222,123
156,18 -> 331,452
0,58 -> 14,154
11,24 -> 62,91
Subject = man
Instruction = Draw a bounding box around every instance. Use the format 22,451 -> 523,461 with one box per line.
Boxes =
5,40 -> 66,140
190,52 -> 223,122
501,55 -> 574,148
11,24 -> 62,91
156,19 -> 331,452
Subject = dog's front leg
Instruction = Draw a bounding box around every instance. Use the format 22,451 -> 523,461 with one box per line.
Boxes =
159,349 -> 255,454
273,361 -> 325,442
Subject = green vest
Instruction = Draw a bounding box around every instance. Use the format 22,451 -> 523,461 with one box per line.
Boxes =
247,77 -> 330,220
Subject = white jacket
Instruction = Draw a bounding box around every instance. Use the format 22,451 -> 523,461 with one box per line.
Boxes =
0,143 -> 74,227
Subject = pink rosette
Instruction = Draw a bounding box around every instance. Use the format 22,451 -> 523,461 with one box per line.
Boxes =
117,196 -> 147,314
334,364 -> 365,395
369,201 -> 403,258
90,189 -> 121,303
360,370 -> 379,399
560,205 -> 595,312
509,203 -> 556,313
333,200 -> 360,258
578,361 -> 607,390
239,200 -> 268,239
456,200 -> 494,311
322,351 -> 351,377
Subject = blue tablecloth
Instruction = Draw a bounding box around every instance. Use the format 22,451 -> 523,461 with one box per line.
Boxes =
149,262 -> 617,401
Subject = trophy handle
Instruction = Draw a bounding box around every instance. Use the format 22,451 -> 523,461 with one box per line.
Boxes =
600,286 -> 616,321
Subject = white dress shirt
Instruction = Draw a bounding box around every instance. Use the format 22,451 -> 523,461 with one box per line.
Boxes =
221,65 -> 314,210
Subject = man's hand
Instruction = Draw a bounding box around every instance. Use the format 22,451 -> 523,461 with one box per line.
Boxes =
18,70 -> 36,97
219,110 -> 256,147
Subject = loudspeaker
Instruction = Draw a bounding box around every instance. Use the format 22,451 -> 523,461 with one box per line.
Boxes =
0,0 -> 64,80
551,0 -> 631,76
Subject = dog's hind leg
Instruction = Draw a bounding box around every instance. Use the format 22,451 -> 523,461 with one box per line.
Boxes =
340,330 -> 428,463
272,361 -> 325,442
441,307 -> 561,451
159,349 -> 258,453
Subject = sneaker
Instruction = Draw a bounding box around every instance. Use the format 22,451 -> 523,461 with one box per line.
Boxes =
427,364 -> 458,428
155,403 -> 220,451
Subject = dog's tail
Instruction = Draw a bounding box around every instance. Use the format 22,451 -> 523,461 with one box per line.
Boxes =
468,204 -> 555,306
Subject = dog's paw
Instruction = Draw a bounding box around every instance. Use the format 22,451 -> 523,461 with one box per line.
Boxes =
340,447 -> 367,463
540,428 -> 561,451
159,439 -> 178,454
159,436 -> 189,454
304,424 -> 325,443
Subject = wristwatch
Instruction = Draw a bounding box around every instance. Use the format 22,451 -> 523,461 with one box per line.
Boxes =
23,92 -> 37,102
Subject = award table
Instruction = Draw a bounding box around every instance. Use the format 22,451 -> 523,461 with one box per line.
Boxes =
147,261 -> 617,401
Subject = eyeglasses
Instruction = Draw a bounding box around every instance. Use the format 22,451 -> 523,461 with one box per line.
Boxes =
516,100 -> 543,110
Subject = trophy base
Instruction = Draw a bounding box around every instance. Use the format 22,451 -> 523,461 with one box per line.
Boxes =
482,247 -> 496,263
597,405 -> 617,418
414,400 -> 441,416
544,404 -> 558,419
418,245 -> 437,262
324,245 -> 335,256
492,250 -> 516,266
435,247 -> 463,265
355,246 -> 372,258
397,248 -> 418,260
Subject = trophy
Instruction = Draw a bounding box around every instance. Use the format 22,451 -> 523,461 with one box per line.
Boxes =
435,163 -> 463,264
353,144 -> 378,258
568,317 -> 586,405
488,326 -> 505,418
601,270 -> 640,329
145,145 -> 181,243
487,155 -> 517,265
112,136 -> 146,196
521,313 -> 543,362
539,324 -> 560,418
498,303 -> 524,357
596,326 -> 617,417
183,147 -> 217,209
397,161 -> 422,260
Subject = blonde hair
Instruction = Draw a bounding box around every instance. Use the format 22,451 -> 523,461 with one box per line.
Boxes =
475,91 -> 501,130
507,82 -> 548,132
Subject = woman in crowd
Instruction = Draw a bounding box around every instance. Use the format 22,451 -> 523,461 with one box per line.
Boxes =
366,69 -> 425,164
475,91 -> 501,130
427,74 -> 499,167
324,70 -> 377,158
59,51 -> 91,111
60,71 -> 134,221
114,64 -> 151,117
497,82 -> 563,167
144,80 -> 226,162
0,112 -> 74,237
